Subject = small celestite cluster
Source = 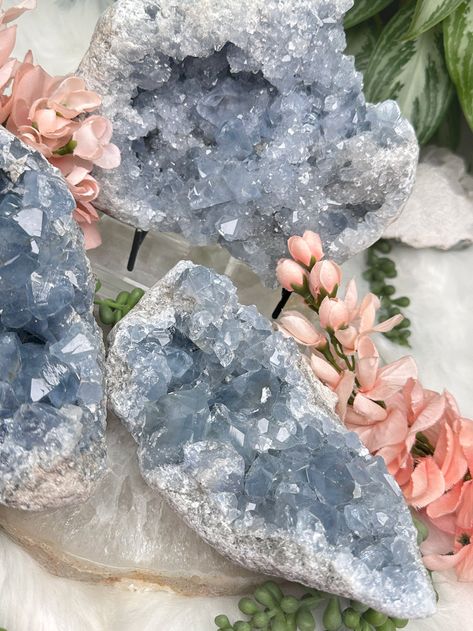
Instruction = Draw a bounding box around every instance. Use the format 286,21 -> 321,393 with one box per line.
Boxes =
0,129 -> 106,510
107,261 -> 436,618
80,0 -> 418,285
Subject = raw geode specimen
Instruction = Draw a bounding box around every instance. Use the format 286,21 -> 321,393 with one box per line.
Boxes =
0,416 -> 260,595
384,147 -> 473,249
107,262 -> 435,618
0,129 -> 106,510
79,0 -> 418,285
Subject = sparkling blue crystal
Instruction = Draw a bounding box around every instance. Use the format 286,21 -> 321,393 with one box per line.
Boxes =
79,0 -> 418,286
0,129 -> 106,510
107,262 -> 435,619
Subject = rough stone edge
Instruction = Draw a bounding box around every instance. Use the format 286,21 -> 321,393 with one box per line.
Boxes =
0,128 -> 107,510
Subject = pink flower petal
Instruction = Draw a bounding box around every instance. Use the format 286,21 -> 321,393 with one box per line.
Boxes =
278,310 -> 322,346
93,142 -> 121,169
310,354 -> 340,389
368,356 -> 418,401
1,0 -> 36,24
407,457 -> 445,508
427,481 -> 464,520
335,371 -> 355,420
352,393 -> 387,422
457,481 -> 473,530
372,314 -> 404,333
0,25 -> 17,67
460,419 -> 473,473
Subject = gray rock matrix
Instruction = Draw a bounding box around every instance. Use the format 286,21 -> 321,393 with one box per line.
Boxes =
107,262 -> 435,618
79,0 -> 419,285
0,129 -> 106,510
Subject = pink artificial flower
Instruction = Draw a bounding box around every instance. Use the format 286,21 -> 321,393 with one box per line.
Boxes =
355,337 -> 418,402
278,310 -> 325,347
41,76 -> 101,119
276,259 -> 307,291
309,260 -> 342,296
424,529 -> 473,581
7,62 -> 59,137
0,25 -> 16,68
319,297 -> 349,332
310,355 -> 354,420
73,115 -> 120,168
358,293 -> 404,337
74,202 -> 102,250
0,0 -> 36,26
288,231 -> 324,266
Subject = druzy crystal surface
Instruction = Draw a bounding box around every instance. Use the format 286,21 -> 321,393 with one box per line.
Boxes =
79,0 -> 418,286
107,262 -> 435,618
0,129 -> 106,510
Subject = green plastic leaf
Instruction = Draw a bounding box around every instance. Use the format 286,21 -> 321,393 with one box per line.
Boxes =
404,0 -> 464,40
345,21 -> 380,74
364,3 -> 454,144
444,1 -> 473,132
344,0 -> 395,29
430,94 -> 462,150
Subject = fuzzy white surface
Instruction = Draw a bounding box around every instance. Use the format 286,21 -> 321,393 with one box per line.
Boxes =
2,2 -> 473,630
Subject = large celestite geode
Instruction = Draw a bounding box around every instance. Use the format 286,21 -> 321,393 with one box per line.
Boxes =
0,129 -> 106,510
79,0 -> 419,286
107,262 -> 436,618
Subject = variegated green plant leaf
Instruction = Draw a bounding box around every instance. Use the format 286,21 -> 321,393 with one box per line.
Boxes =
431,95 -> 462,150
345,21 -> 380,73
444,1 -> 473,132
364,3 -> 454,144
404,0 -> 465,40
344,0 -> 395,29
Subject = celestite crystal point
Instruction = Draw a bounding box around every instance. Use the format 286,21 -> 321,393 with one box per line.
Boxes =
79,0 -> 419,286
0,129 -> 106,510
107,262 -> 436,618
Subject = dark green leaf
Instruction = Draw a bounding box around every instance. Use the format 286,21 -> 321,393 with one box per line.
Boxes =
404,0 -> 465,40
345,20 -> 380,73
344,0 -> 396,29
365,3 -> 454,144
444,0 -> 473,133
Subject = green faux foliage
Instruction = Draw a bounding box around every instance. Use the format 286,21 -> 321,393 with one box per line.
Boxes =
213,581 -> 411,631
345,0 -> 473,147
94,280 -> 145,326
363,240 -> 412,347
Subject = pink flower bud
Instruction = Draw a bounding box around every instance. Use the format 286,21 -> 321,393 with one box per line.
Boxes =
276,259 -> 307,292
309,260 -> 342,296
278,310 -> 325,347
319,297 -> 349,331
288,236 -> 313,266
302,231 -> 324,261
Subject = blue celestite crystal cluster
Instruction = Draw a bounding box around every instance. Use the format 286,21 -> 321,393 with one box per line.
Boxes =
0,129 -> 106,510
79,0 -> 419,285
107,262 -> 436,618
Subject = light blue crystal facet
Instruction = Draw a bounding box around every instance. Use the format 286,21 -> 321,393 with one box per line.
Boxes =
107,262 -> 435,619
0,129 -> 106,509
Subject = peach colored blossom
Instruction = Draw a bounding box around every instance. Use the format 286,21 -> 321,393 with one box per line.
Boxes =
41,76 -> 101,119
355,337 -> 418,402
0,0 -> 36,26
278,311 -> 325,347
318,297 -> 349,332
276,259 -> 307,291
424,530 -> 473,581
287,231 -> 324,266
74,202 -> 101,250
310,355 -> 354,420
403,456 -> 446,508
309,260 -> 342,296
302,230 -> 324,261
358,293 -> 404,337
288,236 -> 314,267
73,115 -> 120,168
